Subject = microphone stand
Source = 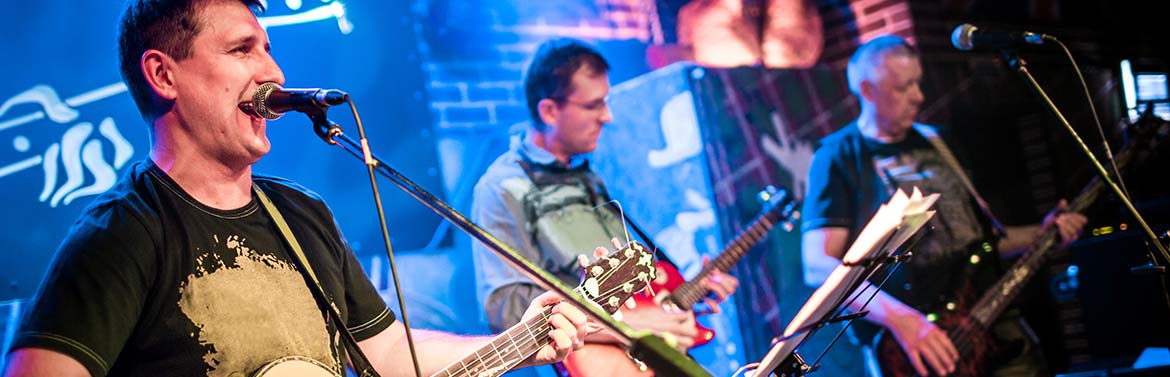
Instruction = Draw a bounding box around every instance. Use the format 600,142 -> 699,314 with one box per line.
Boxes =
306,108 -> 421,377
999,49 -> 1170,273
305,103 -> 711,377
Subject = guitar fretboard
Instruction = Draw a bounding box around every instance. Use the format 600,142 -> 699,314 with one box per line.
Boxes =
432,241 -> 654,377
669,204 -> 787,309
431,290 -> 576,377
963,125 -> 1150,333
432,283 -> 582,377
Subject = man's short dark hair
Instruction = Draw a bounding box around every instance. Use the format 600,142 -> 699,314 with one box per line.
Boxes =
523,38 -> 609,131
117,0 -> 264,121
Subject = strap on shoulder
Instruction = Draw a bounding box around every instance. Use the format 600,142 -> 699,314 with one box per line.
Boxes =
913,124 -> 1007,238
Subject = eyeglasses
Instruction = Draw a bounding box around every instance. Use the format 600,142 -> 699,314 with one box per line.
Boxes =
554,96 -> 609,112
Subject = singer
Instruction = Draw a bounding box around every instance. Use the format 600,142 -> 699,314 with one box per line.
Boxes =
1,1 -> 590,376
799,35 -> 1087,376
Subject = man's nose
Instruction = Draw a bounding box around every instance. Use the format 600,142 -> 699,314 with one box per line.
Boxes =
258,51 -> 285,86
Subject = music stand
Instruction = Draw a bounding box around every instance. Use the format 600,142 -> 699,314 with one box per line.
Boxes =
750,188 -> 940,376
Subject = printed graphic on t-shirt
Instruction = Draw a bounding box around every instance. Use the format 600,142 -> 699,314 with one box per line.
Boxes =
872,149 -> 982,264
178,233 -> 337,376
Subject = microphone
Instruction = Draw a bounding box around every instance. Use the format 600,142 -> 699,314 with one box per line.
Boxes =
249,81 -> 348,120
950,23 -> 1050,51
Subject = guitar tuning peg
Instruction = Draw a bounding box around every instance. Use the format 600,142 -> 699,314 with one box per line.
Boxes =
780,210 -> 801,232
757,187 -> 774,203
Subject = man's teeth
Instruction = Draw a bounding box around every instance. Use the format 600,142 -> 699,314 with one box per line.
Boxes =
239,103 -> 261,118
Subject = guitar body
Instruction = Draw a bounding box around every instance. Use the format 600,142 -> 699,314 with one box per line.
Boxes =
642,260 -> 716,346
562,344 -> 656,377
561,261 -> 714,377
252,356 -> 340,377
871,246 -> 1022,377
560,187 -> 795,377
873,308 -> 996,377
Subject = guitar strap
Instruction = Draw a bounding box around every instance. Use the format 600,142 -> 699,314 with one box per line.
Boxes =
253,185 -> 381,377
515,156 -> 676,267
914,124 -> 1007,239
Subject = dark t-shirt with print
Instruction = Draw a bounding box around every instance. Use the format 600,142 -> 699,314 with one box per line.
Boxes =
11,160 -> 395,376
802,123 -> 1001,339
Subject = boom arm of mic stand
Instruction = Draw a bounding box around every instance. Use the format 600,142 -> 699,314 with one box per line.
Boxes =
1000,51 -> 1170,266
310,118 -> 711,377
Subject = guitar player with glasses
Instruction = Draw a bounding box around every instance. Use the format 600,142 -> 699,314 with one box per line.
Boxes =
2,1 -> 592,376
800,35 -> 1088,377
471,38 -> 743,377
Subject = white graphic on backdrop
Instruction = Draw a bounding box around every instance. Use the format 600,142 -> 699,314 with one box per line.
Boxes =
0,84 -> 133,207
647,91 -> 716,276
760,111 -> 813,201
652,190 -> 717,278
648,91 -> 703,168
259,0 -> 353,34
0,2 -> 353,208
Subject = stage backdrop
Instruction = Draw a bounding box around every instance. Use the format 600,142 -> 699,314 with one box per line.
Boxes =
0,1 -> 445,305
595,62 -> 866,376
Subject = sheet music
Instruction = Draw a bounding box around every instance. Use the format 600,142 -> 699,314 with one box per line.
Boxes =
751,188 -> 938,376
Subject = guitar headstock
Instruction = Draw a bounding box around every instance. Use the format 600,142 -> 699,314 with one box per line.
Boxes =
757,185 -> 799,231
578,241 -> 656,314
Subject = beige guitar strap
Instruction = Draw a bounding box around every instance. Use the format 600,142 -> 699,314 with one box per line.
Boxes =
913,124 -> 1007,238
253,185 -> 380,377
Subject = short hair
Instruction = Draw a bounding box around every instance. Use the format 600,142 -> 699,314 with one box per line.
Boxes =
118,0 -> 264,121
846,35 -> 919,95
523,38 -> 610,131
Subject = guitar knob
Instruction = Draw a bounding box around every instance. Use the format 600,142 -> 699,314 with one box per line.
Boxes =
757,185 -> 779,203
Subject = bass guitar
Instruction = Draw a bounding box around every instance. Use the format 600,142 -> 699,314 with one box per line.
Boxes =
874,118 -> 1167,376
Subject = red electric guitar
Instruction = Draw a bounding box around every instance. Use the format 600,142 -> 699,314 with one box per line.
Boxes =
562,186 -> 798,376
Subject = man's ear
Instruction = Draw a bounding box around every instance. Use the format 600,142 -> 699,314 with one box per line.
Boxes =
141,49 -> 178,101
858,79 -> 876,104
537,98 -> 559,128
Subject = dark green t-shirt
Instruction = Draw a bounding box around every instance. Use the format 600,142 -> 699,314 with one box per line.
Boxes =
11,160 -> 395,376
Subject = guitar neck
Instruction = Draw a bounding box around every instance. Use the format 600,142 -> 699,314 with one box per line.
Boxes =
432,241 -> 655,377
669,209 -> 781,309
965,130 -> 1148,329
432,306 -> 557,377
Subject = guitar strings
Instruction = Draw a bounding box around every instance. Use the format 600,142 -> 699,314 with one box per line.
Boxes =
443,255 -> 648,377
443,196 -> 653,376
947,232 -> 1064,359
448,280 -> 636,377
679,216 -> 773,308
945,152 -> 1129,363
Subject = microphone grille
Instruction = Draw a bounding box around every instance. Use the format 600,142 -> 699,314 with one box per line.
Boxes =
252,82 -> 283,120
951,24 -> 977,51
